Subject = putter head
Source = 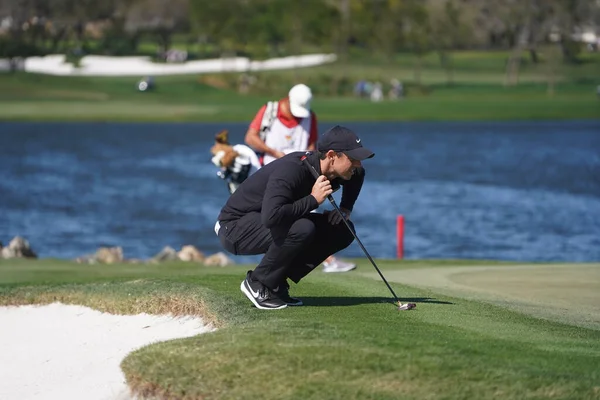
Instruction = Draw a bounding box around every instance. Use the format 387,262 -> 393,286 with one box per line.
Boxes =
398,302 -> 416,311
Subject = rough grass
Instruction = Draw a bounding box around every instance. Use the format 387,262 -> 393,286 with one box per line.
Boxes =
0,81 -> 596,122
0,281 -> 222,328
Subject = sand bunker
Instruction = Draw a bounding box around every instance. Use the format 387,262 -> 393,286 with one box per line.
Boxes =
0,302 -> 212,400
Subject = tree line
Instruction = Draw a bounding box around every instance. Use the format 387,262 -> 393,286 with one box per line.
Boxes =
0,0 -> 598,65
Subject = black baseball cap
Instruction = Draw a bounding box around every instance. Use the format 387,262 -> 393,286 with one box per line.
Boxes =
317,125 -> 375,160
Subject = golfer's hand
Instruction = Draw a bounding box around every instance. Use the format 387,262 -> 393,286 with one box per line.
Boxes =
327,208 -> 351,225
272,150 -> 286,159
311,175 -> 333,205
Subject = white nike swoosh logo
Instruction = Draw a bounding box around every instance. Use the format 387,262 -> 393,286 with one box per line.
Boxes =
356,139 -> 361,143
248,282 -> 261,298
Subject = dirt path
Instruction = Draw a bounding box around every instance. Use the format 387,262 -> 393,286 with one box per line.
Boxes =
360,263 -> 600,330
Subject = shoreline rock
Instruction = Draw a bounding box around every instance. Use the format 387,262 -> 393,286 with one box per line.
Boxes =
0,236 -> 37,259
1,236 -> 234,266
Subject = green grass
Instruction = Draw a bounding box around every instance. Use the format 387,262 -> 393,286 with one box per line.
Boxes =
1,73 -> 597,122
0,49 -> 599,122
1,258 -> 598,400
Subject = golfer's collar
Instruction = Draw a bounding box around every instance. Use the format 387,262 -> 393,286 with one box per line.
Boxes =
308,151 -> 322,175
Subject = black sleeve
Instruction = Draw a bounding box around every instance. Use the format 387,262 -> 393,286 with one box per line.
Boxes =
261,167 -> 319,228
339,166 -> 365,212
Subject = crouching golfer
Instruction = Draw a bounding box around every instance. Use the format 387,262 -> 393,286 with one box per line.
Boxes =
214,125 -> 375,309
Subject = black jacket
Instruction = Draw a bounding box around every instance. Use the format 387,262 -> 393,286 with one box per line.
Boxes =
217,151 -> 365,228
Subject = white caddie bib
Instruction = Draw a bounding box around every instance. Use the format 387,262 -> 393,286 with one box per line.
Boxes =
263,116 -> 312,165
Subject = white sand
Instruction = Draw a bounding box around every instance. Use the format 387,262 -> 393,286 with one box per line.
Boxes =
17,53 -> 337,76
0,302 -> 213,400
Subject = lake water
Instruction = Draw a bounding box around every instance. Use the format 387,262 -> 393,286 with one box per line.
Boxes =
1,121 -> 599,263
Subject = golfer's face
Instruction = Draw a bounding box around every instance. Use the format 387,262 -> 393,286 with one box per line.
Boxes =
337,153 -> 361,180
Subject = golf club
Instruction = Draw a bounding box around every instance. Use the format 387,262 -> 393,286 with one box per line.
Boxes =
301,153 -> 416,311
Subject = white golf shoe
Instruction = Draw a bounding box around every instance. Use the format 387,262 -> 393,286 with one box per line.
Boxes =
323,258 -> 357,273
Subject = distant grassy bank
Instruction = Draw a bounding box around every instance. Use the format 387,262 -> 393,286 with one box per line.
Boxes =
1,50 -> 599,122
1,259 -> 598,400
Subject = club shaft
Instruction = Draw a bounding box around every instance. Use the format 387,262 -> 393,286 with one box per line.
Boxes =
302,156 -> 400,303
326,197 -> 400,302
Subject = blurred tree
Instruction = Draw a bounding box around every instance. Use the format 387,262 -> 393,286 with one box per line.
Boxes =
499,0 -> 595,86
504,0 -> 540,86
247,0 -> 287,57
554,0 -> 597,63
0,0 -> 52,66
299,0 -> 339,50
328,0 -> 350,94
403,0 -> 431,87
277,0 -> 339,78
99,16 -> 140,55
0,0 -> 140,60
125,0 -> 189,57
189,0 -> 253,56
365,0 -> 405,61
1,0 -> 598,79
429,0 -> 472,85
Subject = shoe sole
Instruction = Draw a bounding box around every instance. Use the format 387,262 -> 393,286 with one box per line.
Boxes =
240,280 -> 287,310
398,303 -> 417,311
323,266 -> 356,273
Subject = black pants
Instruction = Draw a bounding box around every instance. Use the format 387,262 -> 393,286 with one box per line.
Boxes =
218,212 -> 355,288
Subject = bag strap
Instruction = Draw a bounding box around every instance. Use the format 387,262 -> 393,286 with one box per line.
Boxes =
259,101 -> 278,142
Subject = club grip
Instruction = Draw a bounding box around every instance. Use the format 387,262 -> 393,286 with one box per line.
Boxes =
302,154 -> 335,203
